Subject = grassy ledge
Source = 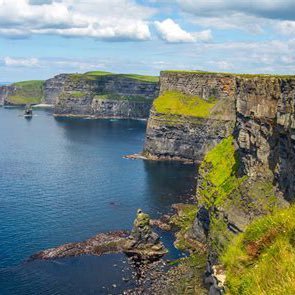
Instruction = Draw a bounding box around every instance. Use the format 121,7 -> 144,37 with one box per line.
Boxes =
222,205 -> 295,295
153,91 -> 218,118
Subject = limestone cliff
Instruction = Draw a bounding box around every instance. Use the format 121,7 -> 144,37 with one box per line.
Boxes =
235,76 -> 295,201
45,72 -> 159,118
144,71 -> 236,162
144,71 -> 295,201
0,72 -> 159,119
154,72 -> 295,294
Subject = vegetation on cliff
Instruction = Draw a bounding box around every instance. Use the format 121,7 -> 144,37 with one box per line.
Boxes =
222,205 -> 295,295
162,70 -> 295,79
154,91 -> 217,118
68,71 -> 159,83
198,136 -> 244,208
9,80 -> 44,104
197,136 -> 281,256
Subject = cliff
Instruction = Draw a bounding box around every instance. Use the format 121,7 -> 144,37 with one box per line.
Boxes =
0,80 -> 44,106
144,71 -> 236,162
46,72 -> 159,118
0,71 -> 159,119
144,71 -> 295,200
142,70 -> 295,293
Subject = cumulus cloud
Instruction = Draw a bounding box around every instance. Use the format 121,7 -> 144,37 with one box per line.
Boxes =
0,0 -> 153,41
154,19 -> 212,43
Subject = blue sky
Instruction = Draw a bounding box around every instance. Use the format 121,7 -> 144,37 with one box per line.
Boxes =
1,0 -> 295,81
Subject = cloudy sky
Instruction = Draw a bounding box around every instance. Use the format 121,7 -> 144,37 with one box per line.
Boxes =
1,0 -> 295,81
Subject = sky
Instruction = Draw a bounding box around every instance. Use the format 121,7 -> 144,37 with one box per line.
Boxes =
1,0 -> 295,81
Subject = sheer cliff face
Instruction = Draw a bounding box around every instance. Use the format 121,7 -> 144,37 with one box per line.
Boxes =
144,72 -> 237,162
144,71 -> 295,200
44,74 -> 159,118
236,77 -> 295,201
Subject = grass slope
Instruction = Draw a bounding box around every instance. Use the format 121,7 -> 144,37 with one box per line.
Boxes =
222,205 -> 295,295
153,91 -> 217,118
10,80 -> 44,104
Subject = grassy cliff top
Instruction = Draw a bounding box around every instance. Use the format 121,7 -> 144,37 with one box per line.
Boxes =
9,80 -> 44,104
12,80 -> 44,87
222,205 -> 295,294
162,70 -> 295,79
69,71 -> 159,83
153,91 -> 217,118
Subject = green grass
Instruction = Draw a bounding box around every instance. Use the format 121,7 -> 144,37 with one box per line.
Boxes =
9,80 -> 44,104
198,136 -> 245,208
68,71 -> 159,83
84,71 -> 112,76
13,80 -> 44,87
162,70 -> 295,79
153,91 -> 218,118
170,204 -> 198,251
118,74 -> 159,83
222,205 -> 295,295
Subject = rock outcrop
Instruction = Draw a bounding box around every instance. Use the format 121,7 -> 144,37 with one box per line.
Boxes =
31,209 -> 166,261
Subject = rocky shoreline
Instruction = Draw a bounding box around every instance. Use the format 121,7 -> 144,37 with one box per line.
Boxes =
31,210 -> 167,263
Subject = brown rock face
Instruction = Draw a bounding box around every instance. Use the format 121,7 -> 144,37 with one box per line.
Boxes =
235,77 -> 295,201
144,72 -> 237,163
43,74 -> 159,119
145,72 -> 295,200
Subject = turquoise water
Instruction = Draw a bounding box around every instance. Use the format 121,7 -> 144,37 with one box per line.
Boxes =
0,108 -> 196,294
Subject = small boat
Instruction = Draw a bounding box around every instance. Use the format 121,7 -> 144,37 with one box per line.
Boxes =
24,104 -> 33,118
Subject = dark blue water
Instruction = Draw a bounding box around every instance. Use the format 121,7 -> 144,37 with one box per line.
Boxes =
0,108 -> 196,294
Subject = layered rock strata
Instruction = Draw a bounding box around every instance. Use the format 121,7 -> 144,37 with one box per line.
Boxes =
45,73 -> 159,118
144,72 -> 237,163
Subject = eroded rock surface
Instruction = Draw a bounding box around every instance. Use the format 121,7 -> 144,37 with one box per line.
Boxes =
31,210 -> 167,261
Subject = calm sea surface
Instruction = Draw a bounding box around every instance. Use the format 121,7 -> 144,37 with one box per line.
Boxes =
0,107 -> 196,294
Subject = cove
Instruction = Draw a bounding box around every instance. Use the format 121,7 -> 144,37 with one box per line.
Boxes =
0,108 -> 196,294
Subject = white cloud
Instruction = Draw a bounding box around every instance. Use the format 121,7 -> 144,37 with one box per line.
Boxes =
154,19 -> 212,43
177,0 -> 295,21
3,57 -> 40,67
0,0 -> 154,41
277,21 -> 295,35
